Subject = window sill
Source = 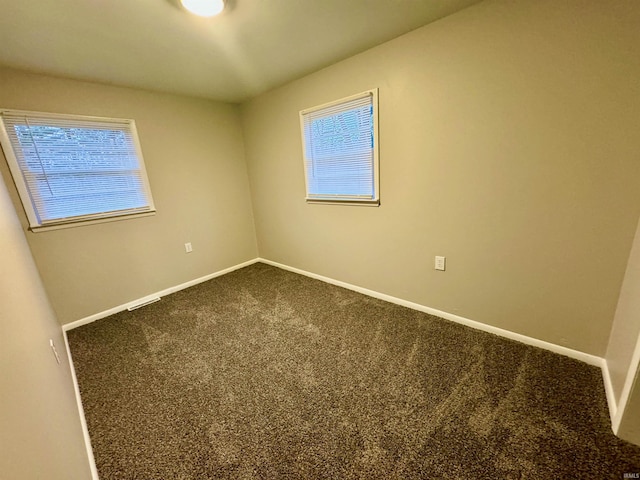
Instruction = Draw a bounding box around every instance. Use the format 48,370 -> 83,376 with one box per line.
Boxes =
29,210 -> 156,233
306,199 -> 380,207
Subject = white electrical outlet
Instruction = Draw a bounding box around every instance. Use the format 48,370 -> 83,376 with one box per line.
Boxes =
185,242 -> 193,253
435,256 -> 446,271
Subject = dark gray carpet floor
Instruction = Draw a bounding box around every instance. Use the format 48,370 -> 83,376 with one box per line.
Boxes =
67,263 -> 640,479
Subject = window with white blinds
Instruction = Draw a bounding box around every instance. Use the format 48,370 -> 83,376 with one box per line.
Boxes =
0,110 -> 155,231
300,89 -> 379,205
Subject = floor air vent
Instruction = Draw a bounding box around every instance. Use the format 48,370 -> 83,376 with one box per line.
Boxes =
127,297 -> 161,311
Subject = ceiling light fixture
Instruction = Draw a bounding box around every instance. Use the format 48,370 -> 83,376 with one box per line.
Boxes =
180,0 -> 225,17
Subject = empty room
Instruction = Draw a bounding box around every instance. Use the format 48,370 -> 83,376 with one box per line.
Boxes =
2,0 -> 640,478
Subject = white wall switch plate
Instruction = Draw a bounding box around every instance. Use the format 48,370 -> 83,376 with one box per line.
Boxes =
185,242 -> 193,253
435,256 -> 446,271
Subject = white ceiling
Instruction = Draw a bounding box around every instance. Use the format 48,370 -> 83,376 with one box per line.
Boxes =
0,0 -> 483,103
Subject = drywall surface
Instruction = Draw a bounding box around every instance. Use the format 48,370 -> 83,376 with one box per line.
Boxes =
0,67 -> 258,324
0,170 -> 91,478
242,0 -> 640,356
607,216 -> 640,403
618,370 -> 640,446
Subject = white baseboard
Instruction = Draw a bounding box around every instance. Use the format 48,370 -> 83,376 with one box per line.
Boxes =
62,258 -> 259,332
62,254 -> 607,367
62,328 -> 99,480
259,258 -> 630,427
600,359 -> 618,426
61,257 -> 260,478
258,258 -> 603,367
611,333 -> 640,434
63,255 -> 621,451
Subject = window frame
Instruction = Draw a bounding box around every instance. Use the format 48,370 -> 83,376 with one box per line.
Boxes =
0,109 -> 156,232
299,89 -> 380,206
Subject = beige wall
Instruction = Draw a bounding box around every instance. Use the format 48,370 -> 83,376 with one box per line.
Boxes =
241,0 -> 640,356
0,67 -> 258,324
607,216 -> 640,402
1,0 -> 639,456
0,171 -> 92,478
607,216 -> 640,446
618,370 -> 640,445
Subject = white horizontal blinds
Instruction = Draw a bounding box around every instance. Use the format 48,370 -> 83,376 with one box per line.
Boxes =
1,112 -> 152,226
302,92 -> 375,201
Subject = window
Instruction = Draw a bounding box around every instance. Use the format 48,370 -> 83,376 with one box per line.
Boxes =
0,110 -> 155,231
300,89 -> 379,205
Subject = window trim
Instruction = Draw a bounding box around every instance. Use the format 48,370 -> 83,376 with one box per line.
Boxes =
0,109 -> 156,232
299,89 -> 380,206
